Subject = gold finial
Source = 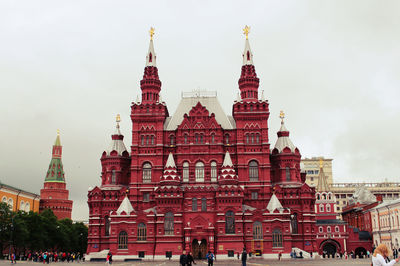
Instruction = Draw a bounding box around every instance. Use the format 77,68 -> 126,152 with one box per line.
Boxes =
319,158 -> 323,169
116,114 -> 121,123
279,110 -> 285,122
243,25 -> 250,40
57,129 -> 60,135
149,27 -> 155,41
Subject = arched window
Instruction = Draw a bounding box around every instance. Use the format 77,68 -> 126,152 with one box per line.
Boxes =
327,205 -> 331,212
256,134 -> 260,143
19,201 -> 24,211
111,170 -> 116,184
170,135 -> 175,145
319,226 -> 323,233
251,134 -> 254,144
143,163 -> 152,183
211,161 -> 217,182
211,134 -> 215,144
195,134 -> 199,144
253,222 -> 263,240
192,198 -> 197,211
8,199 -> 13,211
291,213 -> 298,234
184,134 -> 188,144
327,226 -> 331,233
272,228 -> 283,247
146,135 -> 149,145
25,202 -> 30,212
225,211 -> 235,234
183,162 -> 189,182
2,197 -> 6,203
335,226 -> 339,232
118,231 -> 128,249
201,198 -> 207,212
105,216 -> 110,236
137,223 -> 147,241
225,134 -> 230,144
319,204 -> 324,212
249,161 -> 259,181
151,135 -> 155,145
317,194 -> 320,200
164,212 -> 174,235
200,135 -> 203,144
285,167 -> 291,181
246,134 -> 249,144
195,162 -> 204,182
141,135 -> 144,146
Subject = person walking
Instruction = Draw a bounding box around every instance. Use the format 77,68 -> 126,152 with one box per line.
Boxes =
372,243 -> 399,266
187,252 -> 196,266
180,250 -> 188,266
206,251 -> 214,266
241,248 -> 247,266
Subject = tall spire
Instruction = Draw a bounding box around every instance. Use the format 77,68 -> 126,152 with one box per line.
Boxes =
316,159 -> 330,192
45,130 -> 65,183
140,27 -> 161,104
238,25 -> 259,102
146,27 -> 157,67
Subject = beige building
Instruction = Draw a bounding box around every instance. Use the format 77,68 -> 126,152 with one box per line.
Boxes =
302,157 -> 333,188
370,198 -> 400,250
332,182 -> 400,213
0,182 -> 40,213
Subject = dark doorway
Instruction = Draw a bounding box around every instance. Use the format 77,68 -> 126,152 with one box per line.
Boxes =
192,239 -> 207,259
323,242 -> 337,258
355,247 -> 367,258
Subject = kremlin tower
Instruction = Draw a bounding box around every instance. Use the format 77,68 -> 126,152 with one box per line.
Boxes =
40,131 -> 73,220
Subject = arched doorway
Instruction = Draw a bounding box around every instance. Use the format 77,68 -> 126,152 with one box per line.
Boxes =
322,242 -> 337,258
192,239 -> 207,259
355,247 -> 367,258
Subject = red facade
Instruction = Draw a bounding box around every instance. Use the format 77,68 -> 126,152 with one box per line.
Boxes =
87,33 -> 317,260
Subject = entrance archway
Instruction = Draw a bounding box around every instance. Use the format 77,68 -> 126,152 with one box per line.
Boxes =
355,247 -> 367,258
192,239 -> 207,259
322,242 -> 337,258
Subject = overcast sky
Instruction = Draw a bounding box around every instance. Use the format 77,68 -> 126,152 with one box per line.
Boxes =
1,1 -> 399,220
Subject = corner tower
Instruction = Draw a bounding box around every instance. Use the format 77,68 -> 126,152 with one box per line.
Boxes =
40,130 -> 73,219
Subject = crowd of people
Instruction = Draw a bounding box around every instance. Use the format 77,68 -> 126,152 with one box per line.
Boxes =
9,252 -> 84,263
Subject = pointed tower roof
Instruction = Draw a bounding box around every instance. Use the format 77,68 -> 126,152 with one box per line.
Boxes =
273,111 -> 297,153
44,131 -> 65,183
242,37 -> 253,65
266,193 -> 284,212
106,114 -> 128,156
146,27 -> 156,67
160,153 -> 180,184
165,152 -> 176,168
316,159 -> 330,192
116,195 -> 134,215
222,151 -> 233,167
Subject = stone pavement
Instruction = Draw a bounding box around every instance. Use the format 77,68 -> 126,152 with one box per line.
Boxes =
0,258 -> 372,266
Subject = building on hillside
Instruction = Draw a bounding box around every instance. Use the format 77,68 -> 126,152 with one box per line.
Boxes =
332,182 -> 400,213
0,182 -> 40,212
302,157 -> 333,188
315,161 -> 373,258
39,131 -> 73,219
370,199 -> 400,250
87,28 -> 317,260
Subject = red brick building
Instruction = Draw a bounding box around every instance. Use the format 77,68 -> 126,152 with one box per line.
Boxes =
87,29 -> 317,260
40,131 -> 73,220
315,164 -> 373,258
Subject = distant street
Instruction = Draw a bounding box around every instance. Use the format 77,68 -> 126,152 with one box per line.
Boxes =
0,258 -> 372,266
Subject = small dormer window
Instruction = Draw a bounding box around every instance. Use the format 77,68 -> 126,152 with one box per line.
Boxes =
247,51 -> 250,61
149,52 -> 152,62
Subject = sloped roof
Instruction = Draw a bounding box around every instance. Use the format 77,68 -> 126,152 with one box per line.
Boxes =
165,153 -> 176,168
106,125 -> 127,156
164,93 -> 235,130
266,194 -> 284,212
273,123 -> 297,153
116,196 -> 134,215
222,151 -> 233,167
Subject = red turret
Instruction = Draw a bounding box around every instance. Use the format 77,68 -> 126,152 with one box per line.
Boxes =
140,27 -> 161,104
40,131 -> 73,219
239,26 -> 259,102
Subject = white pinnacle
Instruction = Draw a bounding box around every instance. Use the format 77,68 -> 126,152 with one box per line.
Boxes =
146,39 -> 157,67
242,39 -> 253,65
165,153 -> 176,168
222,151 -> 233,167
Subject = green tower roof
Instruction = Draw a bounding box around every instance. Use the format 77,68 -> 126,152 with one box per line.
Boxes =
45,131 -> 65,183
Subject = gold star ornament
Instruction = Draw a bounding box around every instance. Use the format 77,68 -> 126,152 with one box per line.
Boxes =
243,25 -> 250,40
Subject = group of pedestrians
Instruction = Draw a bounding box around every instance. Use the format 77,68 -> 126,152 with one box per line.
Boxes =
179,248 -> 249,266
179,250 -> 197,266
10,252 -> 83,263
